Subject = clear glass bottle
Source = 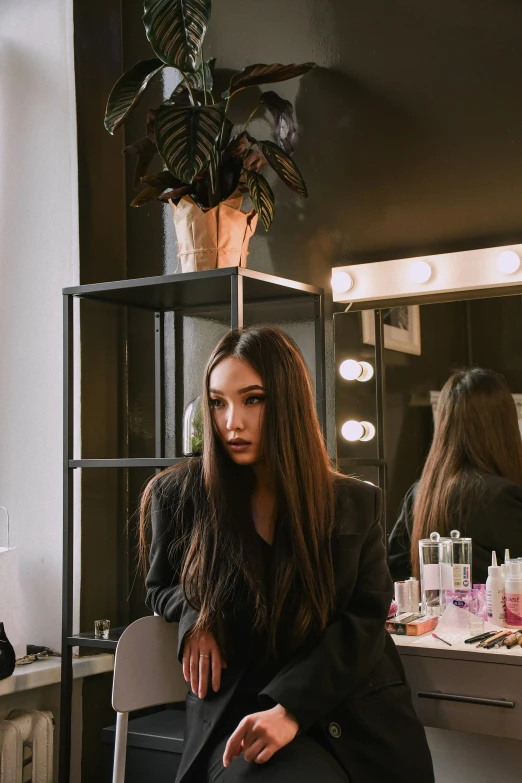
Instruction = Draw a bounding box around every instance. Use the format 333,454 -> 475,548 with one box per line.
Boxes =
419,532 -> 453,616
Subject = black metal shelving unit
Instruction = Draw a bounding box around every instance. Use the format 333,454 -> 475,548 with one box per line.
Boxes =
60,266 -> 325,783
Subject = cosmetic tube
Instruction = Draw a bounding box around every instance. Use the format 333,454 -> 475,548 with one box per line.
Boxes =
486,551 -> 505,627
505,561 -> 522,628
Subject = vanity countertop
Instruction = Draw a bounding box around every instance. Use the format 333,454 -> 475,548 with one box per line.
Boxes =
393,631 -> 522,665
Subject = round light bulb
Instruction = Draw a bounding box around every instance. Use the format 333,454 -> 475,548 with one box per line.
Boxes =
496,250 -> 520,275
409,260 -> 432,284
340,359 -> 363,380
339,360 -> 374,382
341,420 -> 364,441
359,421 -> 376,441
331,271 -> 353,293
358,361 -> 374,382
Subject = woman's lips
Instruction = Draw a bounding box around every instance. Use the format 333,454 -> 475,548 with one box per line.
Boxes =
228,440 -> 251,452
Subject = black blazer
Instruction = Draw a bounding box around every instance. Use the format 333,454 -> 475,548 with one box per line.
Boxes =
145,469 -> 434,783
388,470 -> 522,584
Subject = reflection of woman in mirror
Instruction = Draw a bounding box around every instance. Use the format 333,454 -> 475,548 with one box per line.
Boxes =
140,326 -> 434,783
388,368 -> 522,584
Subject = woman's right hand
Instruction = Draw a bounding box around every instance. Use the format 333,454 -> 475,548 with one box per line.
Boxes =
182,629 -> 227,699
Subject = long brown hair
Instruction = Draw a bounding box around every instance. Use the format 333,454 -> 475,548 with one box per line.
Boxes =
411,367 -> 522,576
138,325 -> 339,663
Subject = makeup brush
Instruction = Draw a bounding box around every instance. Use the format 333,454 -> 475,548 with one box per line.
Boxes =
504,631 -> 522,649
483,631 -> 512,649
432,633 -> 452,647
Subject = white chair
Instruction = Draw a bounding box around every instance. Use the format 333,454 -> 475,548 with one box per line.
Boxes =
111,616 -> 189,783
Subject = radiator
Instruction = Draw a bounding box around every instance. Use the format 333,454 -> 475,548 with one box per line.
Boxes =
0,710 -> 54,783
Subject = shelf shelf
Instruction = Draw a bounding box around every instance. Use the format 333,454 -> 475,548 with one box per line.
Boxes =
62,268 -> 323,312
69,458 -> 187,469
60,266 -> 326,783
67,626 -> 128,650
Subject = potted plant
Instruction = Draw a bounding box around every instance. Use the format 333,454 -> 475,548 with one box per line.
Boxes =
104,0 -> 314,272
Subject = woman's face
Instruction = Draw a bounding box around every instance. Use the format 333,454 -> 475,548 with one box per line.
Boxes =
209,356 -> 266,466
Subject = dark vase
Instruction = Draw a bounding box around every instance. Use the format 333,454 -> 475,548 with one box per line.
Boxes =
0,622 -> 16,680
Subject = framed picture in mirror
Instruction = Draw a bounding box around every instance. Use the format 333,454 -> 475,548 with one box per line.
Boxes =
361,305 -> 421,355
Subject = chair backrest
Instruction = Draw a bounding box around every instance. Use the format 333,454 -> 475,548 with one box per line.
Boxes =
112,616 -> 189,713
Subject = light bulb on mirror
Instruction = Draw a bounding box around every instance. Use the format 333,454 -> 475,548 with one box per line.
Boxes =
409,260 -> 432,284
496,250 -> 520,275
331,271 -> 353,293
359,421 -> 376,441
341,420 -> 376,442
339,359 -> 374,382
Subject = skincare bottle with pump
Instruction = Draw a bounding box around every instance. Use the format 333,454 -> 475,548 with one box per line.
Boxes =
486,551 -> 505,627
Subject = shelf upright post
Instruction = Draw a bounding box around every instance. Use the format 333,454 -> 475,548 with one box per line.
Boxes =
154,312 -> 165,462
174,310 -> 184,459
59,293 -> 74,783
314,294 -> 326,437
374,308 -> 387,535
231,272 -> 244,329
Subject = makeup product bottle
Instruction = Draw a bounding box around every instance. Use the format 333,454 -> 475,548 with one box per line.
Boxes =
407,577 -> 420,613
501,549 -> 510,582
486,551 -> 505,627
450,530 -> 472,590
505,560 -> 522,628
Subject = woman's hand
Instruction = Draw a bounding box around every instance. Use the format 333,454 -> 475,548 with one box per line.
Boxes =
222,704 -> 299,767
182,629 -> 227,699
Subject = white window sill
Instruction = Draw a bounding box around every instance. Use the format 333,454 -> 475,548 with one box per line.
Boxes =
0,653 -> 114,698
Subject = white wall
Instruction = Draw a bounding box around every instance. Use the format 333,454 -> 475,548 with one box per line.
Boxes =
0,0 -> 79,652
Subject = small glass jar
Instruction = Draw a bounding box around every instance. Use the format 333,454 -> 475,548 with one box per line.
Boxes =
94,619 -> 110,640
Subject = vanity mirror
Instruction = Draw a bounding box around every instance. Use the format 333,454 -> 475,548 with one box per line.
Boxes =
332,244 -> 522,538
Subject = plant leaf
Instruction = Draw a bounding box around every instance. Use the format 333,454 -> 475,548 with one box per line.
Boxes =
220,156 -> 242,200
123,136 -> 158,187
223,62 -> 315,99
157,186 -> 192,202
245,170 -> 274,231
154,102 -> 225,183
104,59 -> 166,134
258,140 -> 308,197
208,146 -> 219,197
260,91 -> 296,155
166,58 -> 215,103
143,0 -> 212,71
140,170 -> 184,189
220,118 -> 234,150
131,186 -> 164,207
223,131 -> 249,160
243,150 -> 266,172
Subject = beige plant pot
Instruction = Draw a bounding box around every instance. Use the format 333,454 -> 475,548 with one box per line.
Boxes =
169,190 -> 258,272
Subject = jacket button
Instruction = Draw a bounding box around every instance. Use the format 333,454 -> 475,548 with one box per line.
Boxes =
329,722 -> 341,739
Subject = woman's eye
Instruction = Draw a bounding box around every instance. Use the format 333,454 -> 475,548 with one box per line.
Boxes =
246,396 -> 265,405
209,398 -> 223,408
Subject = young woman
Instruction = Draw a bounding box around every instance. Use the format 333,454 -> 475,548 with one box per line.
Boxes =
388,367 -> 522,584
139,325 -> 434,783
